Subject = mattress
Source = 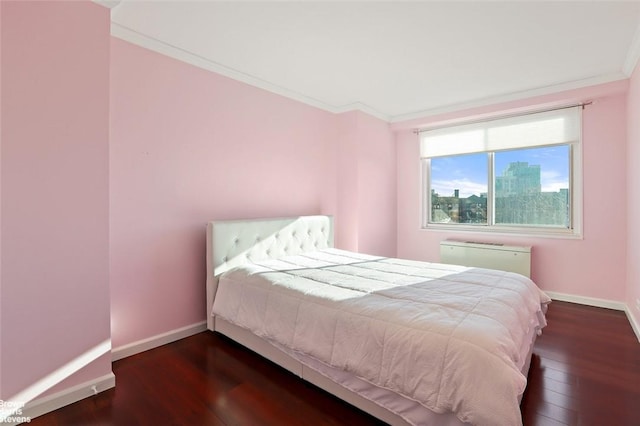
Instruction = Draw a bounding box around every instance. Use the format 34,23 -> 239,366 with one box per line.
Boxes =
212,249 -> 550,426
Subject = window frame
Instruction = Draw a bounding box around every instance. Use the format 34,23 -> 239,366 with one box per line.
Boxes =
420,109 -> 583,239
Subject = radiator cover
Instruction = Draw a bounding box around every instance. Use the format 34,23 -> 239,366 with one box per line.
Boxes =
440,240 -> 531,278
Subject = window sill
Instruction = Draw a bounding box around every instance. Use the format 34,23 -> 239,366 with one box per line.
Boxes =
421,223 -> 583,240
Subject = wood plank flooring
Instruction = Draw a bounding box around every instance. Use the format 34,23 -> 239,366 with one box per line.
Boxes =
521,302 -> 640,426
28,301 -> 640,425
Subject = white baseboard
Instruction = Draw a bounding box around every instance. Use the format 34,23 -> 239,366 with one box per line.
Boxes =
6,373 -> 116,425
111,321 -> 207,361
5,322 -> 207,424
544,291 -> 626,311
625,307 -> 640,343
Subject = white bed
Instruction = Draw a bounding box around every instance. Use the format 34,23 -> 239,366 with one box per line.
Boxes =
206,215 -> 549,426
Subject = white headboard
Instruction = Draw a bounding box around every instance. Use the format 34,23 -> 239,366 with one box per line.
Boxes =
206,215 -> 334,330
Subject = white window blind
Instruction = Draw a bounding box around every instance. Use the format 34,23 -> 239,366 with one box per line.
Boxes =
420,106 -> 581,158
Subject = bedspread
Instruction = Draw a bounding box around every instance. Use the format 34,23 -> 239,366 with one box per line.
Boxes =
212,249 -> 550,426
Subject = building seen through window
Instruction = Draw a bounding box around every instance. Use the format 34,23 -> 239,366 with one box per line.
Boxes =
430,155 -> 569,228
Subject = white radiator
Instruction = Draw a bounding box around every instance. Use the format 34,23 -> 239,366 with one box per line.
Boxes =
440,240 -> 531,278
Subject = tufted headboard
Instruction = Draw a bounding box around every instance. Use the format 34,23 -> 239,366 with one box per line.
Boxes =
206,215 -> 334,330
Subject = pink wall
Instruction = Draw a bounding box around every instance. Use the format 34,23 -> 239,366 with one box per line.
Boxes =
353,112 -> 396,257
335,111 -> 396,256
394,81 -> 629,302
335,112 -> 360,251
1,1 -> 112,399
110,39 -> 398,349
627,65 -> 640,329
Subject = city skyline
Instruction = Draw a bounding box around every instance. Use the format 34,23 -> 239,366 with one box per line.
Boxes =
430,145 -> 569,198
430,147 -> 571,227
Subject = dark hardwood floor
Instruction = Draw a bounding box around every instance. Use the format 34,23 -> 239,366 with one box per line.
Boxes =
29,301 -> 640,425
521,302 -> 640,426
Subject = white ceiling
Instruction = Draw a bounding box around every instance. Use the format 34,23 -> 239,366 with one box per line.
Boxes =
108,1 -> 640,122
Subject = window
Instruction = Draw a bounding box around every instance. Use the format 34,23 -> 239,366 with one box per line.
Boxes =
421,106 -> 581,236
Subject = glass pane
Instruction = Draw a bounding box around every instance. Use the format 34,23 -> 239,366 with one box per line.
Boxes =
430,154 -> 488,224
494,146 -> 570,227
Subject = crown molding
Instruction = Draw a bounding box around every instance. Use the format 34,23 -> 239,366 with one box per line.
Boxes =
623,21 -> 640,76
110,22 -> 357,117
110,18 -> 634,125
93,0 -> 122,9
331,102 -> 390,122
389,72 -> 628,124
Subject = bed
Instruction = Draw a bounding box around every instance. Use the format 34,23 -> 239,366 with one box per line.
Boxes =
206,215 -> 549,426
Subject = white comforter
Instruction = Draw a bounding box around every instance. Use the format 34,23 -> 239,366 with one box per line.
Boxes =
212,249 -> 550,426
